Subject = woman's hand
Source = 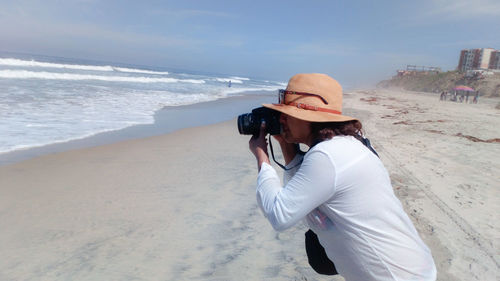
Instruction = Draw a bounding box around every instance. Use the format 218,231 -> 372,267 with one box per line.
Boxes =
249,121 -> 271,171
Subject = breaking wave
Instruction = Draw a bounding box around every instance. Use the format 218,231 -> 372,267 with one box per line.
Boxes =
0,58 -> 170,75
0,70 -> 204,84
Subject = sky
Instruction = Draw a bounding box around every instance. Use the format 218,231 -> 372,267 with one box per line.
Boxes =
1,0 -> 499,87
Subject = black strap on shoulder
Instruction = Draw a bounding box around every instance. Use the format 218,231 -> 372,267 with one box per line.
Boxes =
360,137 -> 379,158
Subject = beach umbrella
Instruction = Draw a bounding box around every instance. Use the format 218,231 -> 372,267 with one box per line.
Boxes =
453,85 -> 475,91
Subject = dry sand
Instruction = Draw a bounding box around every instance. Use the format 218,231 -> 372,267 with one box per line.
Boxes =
0,89 -> 498,280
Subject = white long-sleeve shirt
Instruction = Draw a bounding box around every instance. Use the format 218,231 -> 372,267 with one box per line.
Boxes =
256,136 -> 436,281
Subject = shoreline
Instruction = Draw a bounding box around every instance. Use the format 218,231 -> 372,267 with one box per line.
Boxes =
0,92 -> 275,166
4,88 -> 495,167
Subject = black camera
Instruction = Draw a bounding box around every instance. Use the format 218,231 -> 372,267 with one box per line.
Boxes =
237,107 -> 281,136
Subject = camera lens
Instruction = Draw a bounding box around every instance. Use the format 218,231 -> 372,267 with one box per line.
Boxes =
237,113 -> 255,135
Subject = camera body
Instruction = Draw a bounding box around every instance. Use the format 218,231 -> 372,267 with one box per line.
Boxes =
237,107 -> 281,136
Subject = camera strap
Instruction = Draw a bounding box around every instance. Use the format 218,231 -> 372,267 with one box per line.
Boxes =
268,137 -> 304,171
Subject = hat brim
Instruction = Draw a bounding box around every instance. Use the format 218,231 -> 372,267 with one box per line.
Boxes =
263,103 -> 357,123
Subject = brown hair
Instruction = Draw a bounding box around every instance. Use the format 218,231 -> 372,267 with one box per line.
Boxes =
310,120 -> 363,144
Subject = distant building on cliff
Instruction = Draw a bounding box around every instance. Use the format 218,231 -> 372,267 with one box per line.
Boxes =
489,51 -> 500,70
396,65 -> 441,77
458,48 -> 500,72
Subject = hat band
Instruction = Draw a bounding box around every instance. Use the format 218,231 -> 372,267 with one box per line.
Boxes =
275,102 -> 342,115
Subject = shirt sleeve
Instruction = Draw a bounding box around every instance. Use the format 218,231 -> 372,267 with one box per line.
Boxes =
256,148 -> 336,231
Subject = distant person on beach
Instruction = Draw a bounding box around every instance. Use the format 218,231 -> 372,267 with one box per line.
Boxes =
248,73 -> 436,280
440,91 -> 446,101
473,91 -> 479,104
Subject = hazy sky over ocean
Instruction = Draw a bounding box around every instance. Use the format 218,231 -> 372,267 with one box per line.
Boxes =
1,0 -> 499,87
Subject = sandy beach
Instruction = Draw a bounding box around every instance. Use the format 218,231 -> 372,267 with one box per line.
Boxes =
0,89 -> 498,280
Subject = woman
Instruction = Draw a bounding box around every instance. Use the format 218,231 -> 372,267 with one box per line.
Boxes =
249,73 -> 436,280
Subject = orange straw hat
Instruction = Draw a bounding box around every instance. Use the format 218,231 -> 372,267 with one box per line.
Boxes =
263,73 -> 357,122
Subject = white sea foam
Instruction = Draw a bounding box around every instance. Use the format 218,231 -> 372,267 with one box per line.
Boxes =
113,67 -> 169,75
222,85 -> 281,95
0,58 -> 170,75
215,77 -> 243,84
0,89 -> 215,154
230,76 -> 250,81
0,70 -> 204,84
0,58 -> 114,72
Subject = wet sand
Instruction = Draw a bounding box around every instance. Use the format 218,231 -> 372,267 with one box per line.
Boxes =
0,93 -> 275,166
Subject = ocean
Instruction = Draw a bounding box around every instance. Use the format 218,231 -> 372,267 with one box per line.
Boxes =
0,54 -> 285,155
